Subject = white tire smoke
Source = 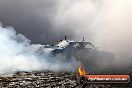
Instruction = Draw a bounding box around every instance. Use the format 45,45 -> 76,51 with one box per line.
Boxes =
0,24 -> 80,74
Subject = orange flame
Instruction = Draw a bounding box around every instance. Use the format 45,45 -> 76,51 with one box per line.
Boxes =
78,66 -> 86,76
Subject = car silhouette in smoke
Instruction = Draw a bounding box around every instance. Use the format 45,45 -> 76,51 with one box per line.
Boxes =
37,36 -> 115,72
49,36 -> 115,72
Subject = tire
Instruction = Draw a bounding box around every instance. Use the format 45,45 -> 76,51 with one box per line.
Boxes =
78,76 -> 86,85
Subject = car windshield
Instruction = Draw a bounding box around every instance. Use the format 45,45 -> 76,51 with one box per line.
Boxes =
56,40 -> 70,48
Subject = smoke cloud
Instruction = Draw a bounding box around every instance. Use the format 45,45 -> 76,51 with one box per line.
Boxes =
0,25 -> 80,74
0,0 -> 132,71
52,0 -> 132,70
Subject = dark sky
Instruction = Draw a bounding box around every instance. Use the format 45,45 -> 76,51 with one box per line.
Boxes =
0,0 -> 74,44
